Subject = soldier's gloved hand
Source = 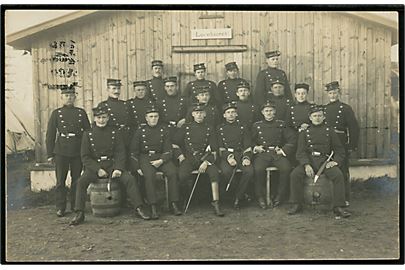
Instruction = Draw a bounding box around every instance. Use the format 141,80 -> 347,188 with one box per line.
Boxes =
300,123 -> 309,131
228,158 -> 237,167
304,164 -> 315,178
178,154 -> 186,163
137,169 -> 144,176
253,145 -> 265,154
150,159 -> 163,168
198,161 -> 208,173
325,161 -> 338,169
242,158 -> 251,166
47,157 -> 54,163
177,118 -> 186,128
111,170 -> 122,178
98,168 -> 108,178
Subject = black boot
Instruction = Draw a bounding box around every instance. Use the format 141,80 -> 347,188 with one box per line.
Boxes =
69,211 -> 85,226
135,206 -> 151,220
233,198 -> 240,210
211,201 -> 225,217
333,207 -> 351,219
257,197 -> 267,210
151,204 -> 159,220
56,209 -> 65,217
288,204 -> 303,215
272,196 -> 281,208
171,202 -> 182,216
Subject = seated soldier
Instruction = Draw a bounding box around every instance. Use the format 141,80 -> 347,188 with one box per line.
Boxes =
70,105 -> 150,225
217,102 -> 254,209
252,101 -> 296,209
288,105 -> 351,218
175,104 -> 224,217
130,106 -> 182,219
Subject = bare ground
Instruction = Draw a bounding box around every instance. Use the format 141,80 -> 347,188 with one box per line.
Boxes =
5,158 -> 400,262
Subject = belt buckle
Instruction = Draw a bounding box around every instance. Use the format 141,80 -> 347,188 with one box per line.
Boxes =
169,121 -> 177,126
313,152 -> 321,156
100,156 -> 108,161
148,150 -> 156,155
227,148 -> 234,153
68,133 -> 76,137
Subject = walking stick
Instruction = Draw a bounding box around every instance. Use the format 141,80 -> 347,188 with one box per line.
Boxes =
184,171 -> 202,214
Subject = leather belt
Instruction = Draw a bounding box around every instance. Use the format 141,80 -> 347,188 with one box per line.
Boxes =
60,132 -> 76,138
97,156 -> 113,162
143,150 -> 161,155
334,129 -> 345,134
264,146 -> 276,152
311,151 -> 323,157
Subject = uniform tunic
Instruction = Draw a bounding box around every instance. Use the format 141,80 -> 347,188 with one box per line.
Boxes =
251,119 -> 296,201
185,103 -> 220,128
217,78 -> 248,104
285,101 -> 315,132
217,120 -> 254,199
235,99 -> 260,129
266,94 -> 292,121
184,79 -> 220,107
147,76 -> 165,102
290,122 -> 346,206
126,97 -> 155,130
254,67 -> 292,105
46,105 -> 91,211
130,123 -> 179,204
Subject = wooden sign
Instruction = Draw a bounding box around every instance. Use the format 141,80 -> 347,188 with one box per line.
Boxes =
191,28 -> 232,40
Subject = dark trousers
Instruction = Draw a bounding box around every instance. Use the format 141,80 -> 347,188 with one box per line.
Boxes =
336,132 -> 351,201
74,168 -> 143,212
253,153 -> 292,201
219,159 -> 253,200
178,157 -> 220,198
139,156 -> 180,204
54,155 -> 82,211
289,165 -> 346,207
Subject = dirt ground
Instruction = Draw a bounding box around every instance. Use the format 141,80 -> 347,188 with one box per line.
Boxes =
5,157 -> 400,262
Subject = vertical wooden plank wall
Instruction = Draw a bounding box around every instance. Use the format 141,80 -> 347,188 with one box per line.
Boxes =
32,11 -> 393,162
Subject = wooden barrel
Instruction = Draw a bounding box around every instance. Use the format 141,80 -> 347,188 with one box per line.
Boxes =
89,178 -> 122,217
303,175 -> 333,210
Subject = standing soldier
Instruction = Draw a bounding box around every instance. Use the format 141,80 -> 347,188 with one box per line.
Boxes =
70,105 -> 150,225
175,104 -> 224,216
130,106 -> 182,219
234,81 -> 259,129
217,102 -> 254,209
146,60 -> 165,102
266,79 -> 292,121
46,85 -> 91,217
184,63 -> 220,107
185,86 -> 220,128
254,50 -> 292,106
288,105 -> 351,218
217,62 -> 248,104
286,83 -> 316,132
127,80 -> 155,131
324,81 -> 360,206
98,79 -> 131,146
252,101 -> 296,209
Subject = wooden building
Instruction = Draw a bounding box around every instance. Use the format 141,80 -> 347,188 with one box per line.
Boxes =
7,10 -> 398,163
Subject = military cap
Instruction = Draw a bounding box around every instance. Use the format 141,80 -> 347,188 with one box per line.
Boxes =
195,85 -> 210,95
294,83 -> 310,92
145,105 -> 159,115
191,103 -> 205,112
225,62 -> 239,71
107,78 -> 122,86
237,81 -> 250,90
163,76 -> 177,84
222,102 -> 237,113
308,105 -> 325,115
193,63 -> 206,72
270,78 -> 285,86
325,81 -> 340,91
133,80 -> 147,87
260,101 -> 276,110
265,50 -> 281,58
151,60 -> 163,67
92,105 -> 108,116
60,85 -> 76,94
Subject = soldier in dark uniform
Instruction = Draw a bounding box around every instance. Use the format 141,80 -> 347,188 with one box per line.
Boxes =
146,60 -> 165,102
185,86 -> 220,128
288,105 -> 351,218
285,83 -> 315,132
184,63 -> 220,107
175,104 -> 224,216
127,80 -> 155,131
217,102 -> 254,209
252,101 -> 296,209
98,79 -> 131,147
266,79 -> 292,121
46,85 -> 91,217
234,81 -> 260,129
324,81 -> 360,206
217,62 -> 248,104
254,50 -> 292,106
70,106 -> 150,225
130,106 -> 182,219
155,76 -> 188,161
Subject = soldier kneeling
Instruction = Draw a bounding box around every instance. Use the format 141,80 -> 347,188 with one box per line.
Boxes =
70,105 -> 150,225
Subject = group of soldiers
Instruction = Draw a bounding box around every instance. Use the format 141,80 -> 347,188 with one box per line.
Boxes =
45,50 -> 360,226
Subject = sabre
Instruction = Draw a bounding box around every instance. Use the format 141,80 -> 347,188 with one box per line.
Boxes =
226,166 -> 238,192
106,177 -> 113,200
314,151 -> 334,183
184,171 -> 201,214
